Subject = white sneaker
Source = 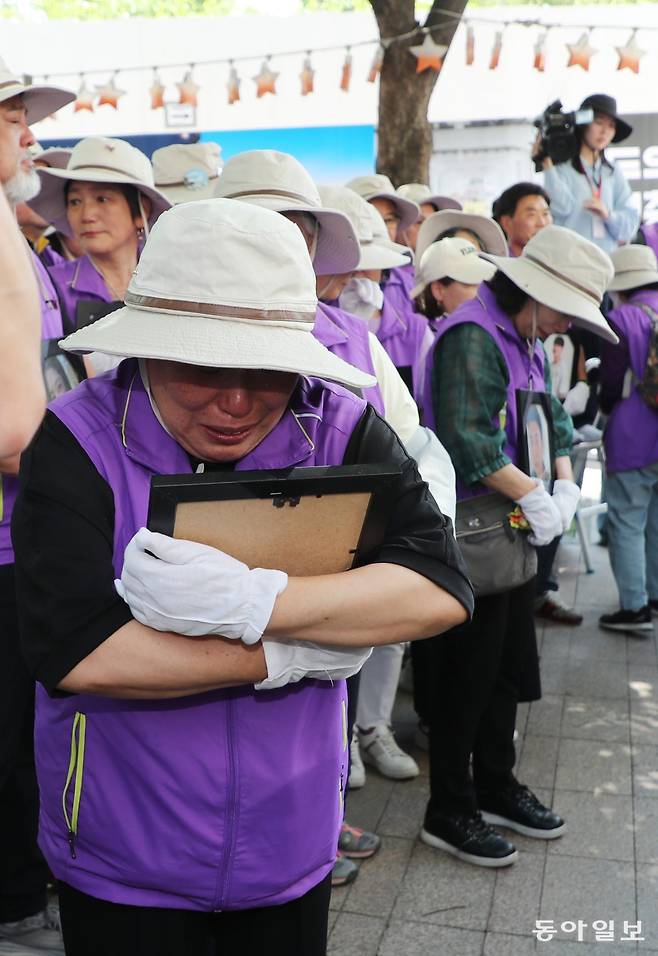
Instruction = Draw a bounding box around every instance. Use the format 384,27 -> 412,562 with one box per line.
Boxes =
0,904 -> 64,954
349,732 -> 366,789
359,724 -> 419,780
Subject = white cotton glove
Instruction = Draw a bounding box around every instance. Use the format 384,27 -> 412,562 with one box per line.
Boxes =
551,479 -> 581,533
562,381 -> 590,417
115,528 -> 288,645
514,481 -> 563,546
255,640 -> 372,691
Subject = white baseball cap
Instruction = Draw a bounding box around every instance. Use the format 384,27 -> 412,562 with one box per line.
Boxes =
608,244 -> 658,292
60,199 -> 376,391
481,225 -> 617,343
411,237 -> 496,298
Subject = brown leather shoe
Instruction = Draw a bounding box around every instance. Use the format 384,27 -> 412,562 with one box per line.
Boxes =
535,594 -> 583,625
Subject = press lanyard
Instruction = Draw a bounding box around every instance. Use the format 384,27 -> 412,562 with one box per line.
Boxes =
584,161 -> 603,200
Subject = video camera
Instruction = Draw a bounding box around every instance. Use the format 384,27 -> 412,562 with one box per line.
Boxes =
532,99 -> 594,171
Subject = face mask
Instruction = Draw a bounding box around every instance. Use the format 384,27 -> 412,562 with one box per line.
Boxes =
338,276 -> 384,320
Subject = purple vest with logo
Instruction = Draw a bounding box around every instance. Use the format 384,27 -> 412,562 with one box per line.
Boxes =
422,284 -> 546,500
378,275 -> 432,400
49,254 -> 113,327
604,289 -> 658,473
35,360 -> 365,911
0,253 -> 64,566
314,301 -> 384,415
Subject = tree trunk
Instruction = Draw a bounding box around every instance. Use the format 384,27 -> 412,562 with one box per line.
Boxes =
370,0 -> 469,186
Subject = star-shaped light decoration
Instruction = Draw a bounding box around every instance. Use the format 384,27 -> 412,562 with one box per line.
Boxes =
409,34 -> 447,73
74,79 -> 95,113
300,55 -> 314,96
533,32 -> 547,72
340,48 -> 352,92
227,64 -> 240,105
616,31 -> 646,74
254,59 -> 278,98
96,75 -> 126,110
150,72 -> 165,110
177,69 -> 200,107
567,32 -> 598,71
465,25 -> 475,66
367,44 -> 384,83
489,29 -> 503,70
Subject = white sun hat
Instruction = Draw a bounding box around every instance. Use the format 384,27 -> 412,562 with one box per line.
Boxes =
214,149 -> 359,275
608,244 -> 658,292
317,186 -> 408,272
345,173 -> 419,232
480,224 -> 617,343
416,209 -> 508,263
152,142 -> 223,204
31,145 -> 72,169
411,237 -> 496,298
0,57 -> 74,123
60,199 -> 376,390
396,183 -> 462,214
30,137 -> 172,237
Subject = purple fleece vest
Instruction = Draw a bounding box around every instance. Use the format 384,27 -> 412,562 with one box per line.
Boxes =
314,301 -> 384,415
0,253 -> 64,566
604,290 -> 658,473
49,254 -> 113,327
36,361 -> 365,912
422,284 -> 546,500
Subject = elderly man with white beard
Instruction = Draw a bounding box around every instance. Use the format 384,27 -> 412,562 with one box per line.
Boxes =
0,57 -> 74,954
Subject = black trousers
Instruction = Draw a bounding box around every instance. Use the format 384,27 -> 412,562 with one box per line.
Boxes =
426,577 -> 540,818
0,564 -> 49,923
58,875 -> 332,956
535,536 -> 562,599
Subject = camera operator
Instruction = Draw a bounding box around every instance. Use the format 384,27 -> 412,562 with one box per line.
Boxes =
533,94 -> 639,254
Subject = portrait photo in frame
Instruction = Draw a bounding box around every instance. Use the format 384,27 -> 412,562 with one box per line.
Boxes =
516,389 -> 555,492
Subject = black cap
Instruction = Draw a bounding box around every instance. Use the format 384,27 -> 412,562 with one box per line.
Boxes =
579,94 -> 632,143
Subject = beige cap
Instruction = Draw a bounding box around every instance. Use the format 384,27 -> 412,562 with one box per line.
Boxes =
345,173 -> 419,232
0,56 -> 74,124
481,225 -> 617,343
316,185 -> 408,271
411,237 -> 496,298
417,209 -> 508,262
608,244 -> 658,292
396,183 -> 462,213
152,142 -> 222,204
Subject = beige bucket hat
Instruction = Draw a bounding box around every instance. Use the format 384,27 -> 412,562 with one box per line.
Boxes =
411,237 -> 496,298
0,56 -> 74,123
608,244 -> 658,292
152,142 -> 223,204
480,224 -> 617,343
214,150 -> 359,275
345,174 -> 419,232
317,185 -> 408,271
60,198 -> 375,390
396,183 -> 462,214
417,209 -> 508,263
31,145 -> 72,169
30,137 -> 172,236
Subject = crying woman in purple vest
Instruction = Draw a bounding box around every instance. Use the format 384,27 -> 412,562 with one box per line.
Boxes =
11,199 -> 472,956
419,225 -> 617,868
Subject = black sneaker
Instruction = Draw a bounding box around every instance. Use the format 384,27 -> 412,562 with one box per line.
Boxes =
650,599 -> 658,617
420,810 -> 518,868
599,606 -> 653,633
480,784 -> 566,839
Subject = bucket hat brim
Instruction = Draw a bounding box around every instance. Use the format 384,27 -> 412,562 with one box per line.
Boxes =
417,211 -> 508,262
31,165 -> 172,237
0,83 -> 74,125
608,268 -> 658,292
362,191 -> 419,232
60,307 -> 377,390
480,252 -> 618,344
225,193 -> 360,275
358,241 -> 409,271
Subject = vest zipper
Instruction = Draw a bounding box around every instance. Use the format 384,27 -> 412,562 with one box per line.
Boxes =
217,698 -> 238,909
61,712 -> 87,859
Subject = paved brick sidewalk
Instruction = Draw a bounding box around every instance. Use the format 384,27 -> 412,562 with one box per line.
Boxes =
329,537 -> 658,956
